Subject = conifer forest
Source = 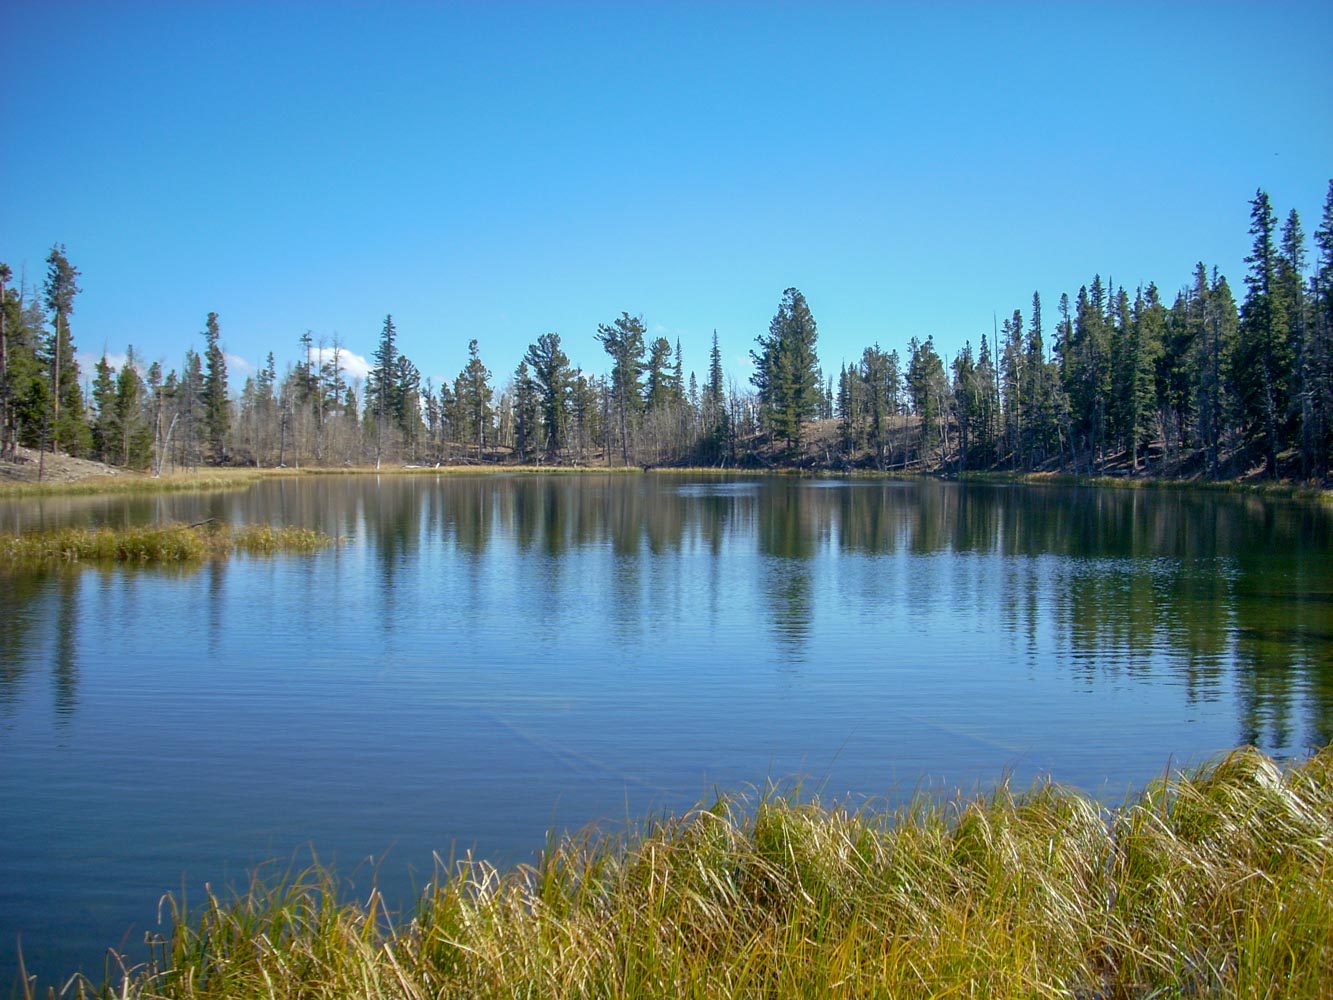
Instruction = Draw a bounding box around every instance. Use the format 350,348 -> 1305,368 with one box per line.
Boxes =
3,183 -> 1331,481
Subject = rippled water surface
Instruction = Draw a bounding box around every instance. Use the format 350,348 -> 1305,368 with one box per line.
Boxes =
2,474 -> 1330,985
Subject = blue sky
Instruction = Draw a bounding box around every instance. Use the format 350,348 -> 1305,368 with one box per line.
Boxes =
3,1 -> 1330,394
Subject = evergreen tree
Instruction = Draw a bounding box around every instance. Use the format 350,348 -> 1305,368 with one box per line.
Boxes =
1276,208 -> 1313,476
43,244 -> 89,455
1305,179 -> 1333,477
0,262 -> 11,459
1118,285 -> 1165,471
1000,308 -> 1023,467
595,312 -> 646,464
90,354 -> 117,462
861,344 -> 897,468
393,352 -> 422,456
951,343 -> 978,470
974,332 -> 999,466
113,346 -> 151,467
512,360 -> 540,462
836,361 -> 862,455
645,336 -> 675,413
456,338 -> 494,457
699,329 -> 729,463
179,349 -> 205,468
1063,278 -> 1112,470
905,336 -> 948,466
751,288 -> 820,451
1195,268 -> 1239,478
202,312 -> 229,463
523,332 -> 572,459
1234,189 -> 1292,476
366,314 -> 398,461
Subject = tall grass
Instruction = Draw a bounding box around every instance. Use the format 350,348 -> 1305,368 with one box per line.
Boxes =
0,470 -> 267,499
0,522 -> 333,566
958,469 -> 1333,502
33,746 -> 1332,999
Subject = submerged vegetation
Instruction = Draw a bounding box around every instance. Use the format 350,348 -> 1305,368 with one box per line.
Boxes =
0,521 -> 332,566
33,746 -> 1333,999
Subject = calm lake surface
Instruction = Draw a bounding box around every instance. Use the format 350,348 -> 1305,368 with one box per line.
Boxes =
2,474 -> 1331,986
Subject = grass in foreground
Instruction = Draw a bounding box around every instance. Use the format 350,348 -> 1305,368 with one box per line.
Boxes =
35,745 -> 1333,999
0,522 -> 333,566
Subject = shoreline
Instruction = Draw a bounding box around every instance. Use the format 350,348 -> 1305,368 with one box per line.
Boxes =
2,456 -> 1329,502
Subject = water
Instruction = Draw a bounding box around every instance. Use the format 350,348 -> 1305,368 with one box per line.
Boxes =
2,474 -> 1330,987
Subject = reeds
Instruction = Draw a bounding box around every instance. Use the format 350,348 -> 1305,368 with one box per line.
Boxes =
957,470 -> 1333,501
0,469 -> 272,498
0,522 -> 333,566
35,745 -> 1332,999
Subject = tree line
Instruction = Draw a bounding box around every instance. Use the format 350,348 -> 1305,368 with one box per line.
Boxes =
2,182 -> 1331,479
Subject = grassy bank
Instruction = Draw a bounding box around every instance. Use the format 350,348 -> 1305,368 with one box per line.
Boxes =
957,469 -> 1333,502
36,746 -> 1333,999
0,521 -> 333,566
0,469 -> 269,499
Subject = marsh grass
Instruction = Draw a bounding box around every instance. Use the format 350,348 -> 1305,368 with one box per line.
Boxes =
958,470 -> 1332,502
0,522 -> 333,566
33,746 -> 1332,999
0,470 -> 268,499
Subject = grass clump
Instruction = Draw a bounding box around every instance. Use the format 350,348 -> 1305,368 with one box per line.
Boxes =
0,469 -> 267,499
0,522 -> 333,566
32,745 -> 1333,999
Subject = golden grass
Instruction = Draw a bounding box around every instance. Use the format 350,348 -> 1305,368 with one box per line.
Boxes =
0,469 -> 268,498
32,745 -> 1333,999
0,522 -> 333,566
958,470 -> 1333,501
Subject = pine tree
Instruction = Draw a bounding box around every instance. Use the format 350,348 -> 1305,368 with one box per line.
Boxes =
645,336 -> 675,413
0,262 -> 11,459
1234,189 -> 1292,476
43,244 -> 89,455
202,312 -> 229,463
906,336 -> 948,466
457,339 -> 493,458
523,332 -> 572,459
1197,270 -> 1238,478
179,349 -> 205,468
861,344 -> 897,468
1305,179 -> 1333,477
365,315 -> 402,466
90,354 -> 117,462
114,346 -> 151,467
751,288 -> 820,451
596,312 -> 646,464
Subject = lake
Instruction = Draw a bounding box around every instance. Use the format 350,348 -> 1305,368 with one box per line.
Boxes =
2,473 -> 1330,987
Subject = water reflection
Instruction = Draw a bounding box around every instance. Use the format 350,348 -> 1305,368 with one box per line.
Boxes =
2,476 -> 1331,752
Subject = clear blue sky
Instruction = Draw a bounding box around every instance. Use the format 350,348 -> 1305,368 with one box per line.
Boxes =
3,1 -> 1330,394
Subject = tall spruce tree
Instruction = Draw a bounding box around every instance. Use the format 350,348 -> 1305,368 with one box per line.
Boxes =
523,332 -> 572,459
1234,189 -> 1292,476
595,312 -> 646,464
202,312 -> 229,463
0,262 -> 11,459
456,339 -> 493,458
1306,179 -> 1333,476
43,244 -> 89,455
751,288 -> 820,451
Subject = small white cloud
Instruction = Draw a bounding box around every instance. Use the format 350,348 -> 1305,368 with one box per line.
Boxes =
75,350 -> 127,381
225,353 -> 256,376
654,324 -> 667,333
310,346 -> 372,381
